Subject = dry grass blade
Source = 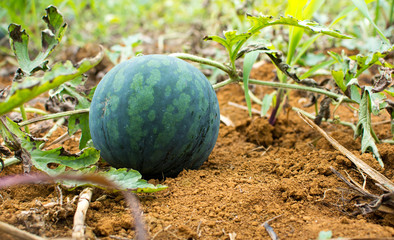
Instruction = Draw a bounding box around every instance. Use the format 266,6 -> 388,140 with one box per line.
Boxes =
297,111 -> 394,192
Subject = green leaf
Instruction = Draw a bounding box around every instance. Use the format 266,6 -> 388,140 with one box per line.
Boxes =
0,49 -> 103,116
351,0 -> 390,44
31,147 -> 100,176
61,167 -> 168,193
368,92 -> 387,116
355,88 -> 383,167
351,44 -> 394,78
0,117 -> 100,175
68,113 -> 91,149
329,69 -> 345,90
98,168 -> 167,192
57,81 -> 92,150
243,51 -> 259,117
247,15 -> 352,39
349,85 -> 362,104
300,59 -> 336,79
8,6 -> 67,75
261,94 -> 274,117
204,30 -> 251,63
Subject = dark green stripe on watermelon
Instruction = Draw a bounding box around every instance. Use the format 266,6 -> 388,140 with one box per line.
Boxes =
89,55 -> 220,178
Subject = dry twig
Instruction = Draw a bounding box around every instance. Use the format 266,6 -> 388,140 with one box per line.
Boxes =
0,220 -> 45,240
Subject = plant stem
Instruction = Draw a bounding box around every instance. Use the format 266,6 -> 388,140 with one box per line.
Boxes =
3,157 -> 20,168
19,105 -> 30,134
13,107 -> 48,115
18,109 -> 89,127
382,139 -> 394,144
170,53 -> 231,74
213,78 -> 235,90
248,79 -> 357,103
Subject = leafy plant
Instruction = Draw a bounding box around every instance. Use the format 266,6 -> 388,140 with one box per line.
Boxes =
328,45 -> 394,167
0,6 -> 166,192
170,7 -> 392,167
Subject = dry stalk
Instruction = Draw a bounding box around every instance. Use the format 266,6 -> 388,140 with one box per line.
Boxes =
0,220 -> 45,240
72,187 -> 93,240
331,167 -> 394,215
297,112 -> 394,192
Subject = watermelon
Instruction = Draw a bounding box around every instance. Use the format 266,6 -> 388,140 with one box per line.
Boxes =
89,55 -> 220,178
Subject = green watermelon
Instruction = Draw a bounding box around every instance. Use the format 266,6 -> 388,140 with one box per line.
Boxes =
89,55 -> 220,178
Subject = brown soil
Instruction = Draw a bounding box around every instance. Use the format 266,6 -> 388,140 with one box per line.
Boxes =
1,60 -> 394,240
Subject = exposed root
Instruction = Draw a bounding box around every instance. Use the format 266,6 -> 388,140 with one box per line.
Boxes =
72,187 -> 93,240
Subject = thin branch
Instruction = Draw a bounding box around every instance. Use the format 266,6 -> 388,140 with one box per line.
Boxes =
213,78 -> 235,90
249,79 -> 356,103
18,109 -> 89,127
170,53 -> 231,74
0,220 -> 45,240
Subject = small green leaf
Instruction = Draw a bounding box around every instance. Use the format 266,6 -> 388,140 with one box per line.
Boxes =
247,15 -> 352,39
351,44 -> 394,78
349,85 -> 362,104
355,88 -> 383,167
243,51 -> 259,117
204,30 -> 251,63
385,86 -> 394,97
300,59 -> 336,79
8,6 -> 67,75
